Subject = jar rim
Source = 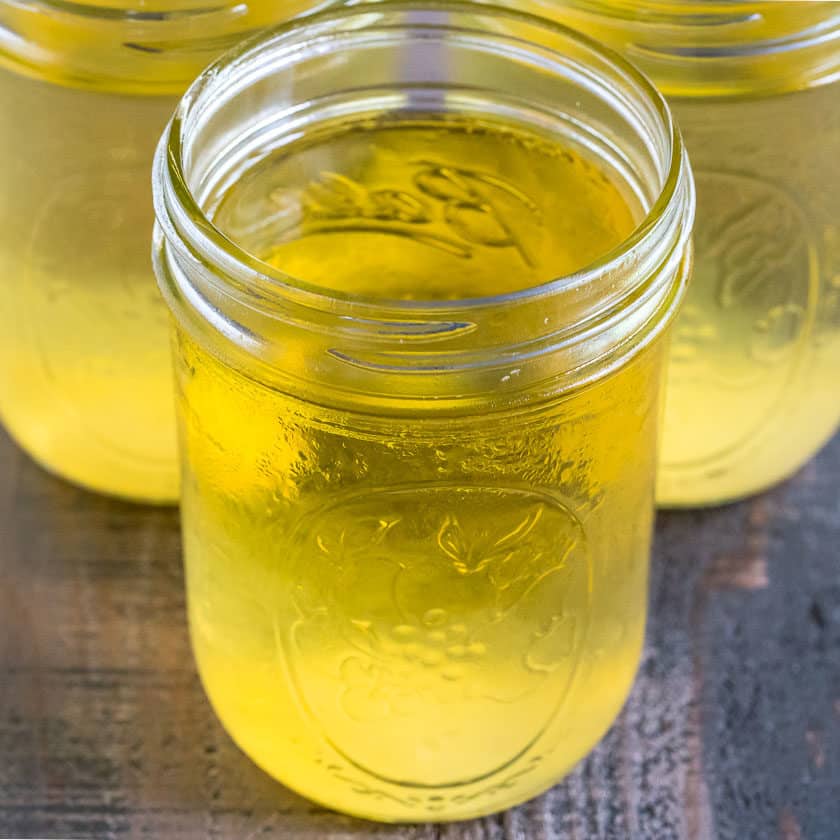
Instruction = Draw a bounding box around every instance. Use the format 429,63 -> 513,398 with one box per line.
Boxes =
552,0 -> 840,22
155,0 -> 691,317
515,0 -> 840,95
0,0 -> 313,91
4,1 -> 244,17
153,0 -> 694,407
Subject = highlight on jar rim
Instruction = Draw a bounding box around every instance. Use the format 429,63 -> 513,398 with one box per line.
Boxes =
152,1 -> 694,822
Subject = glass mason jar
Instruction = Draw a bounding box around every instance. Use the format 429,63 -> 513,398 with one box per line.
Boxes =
0,1 -> 330,503
152,2 -> 694,822
509,1 -> 840,506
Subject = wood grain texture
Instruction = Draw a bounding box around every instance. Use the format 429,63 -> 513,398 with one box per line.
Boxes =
1,426 -> 838,839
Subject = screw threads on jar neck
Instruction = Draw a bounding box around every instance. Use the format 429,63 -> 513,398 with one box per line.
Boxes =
0,1 -> 332,92
153,2 -> 695,411
511,0 -> 840,96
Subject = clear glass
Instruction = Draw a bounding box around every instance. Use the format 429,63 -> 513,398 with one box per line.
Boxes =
512,0 -> 840,505
0,0 -> 331,502
153,2 -> 694,821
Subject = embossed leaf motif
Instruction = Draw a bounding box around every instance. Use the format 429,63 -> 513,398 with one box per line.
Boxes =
486,505 -> 558,592
415,167 -> 515,247
370,190 -> 428,223
712,200 -> 802,309
436,513 -> 471,572
281,486 -> 589,787
413,162 -> 538,265
436,504 -> 546,581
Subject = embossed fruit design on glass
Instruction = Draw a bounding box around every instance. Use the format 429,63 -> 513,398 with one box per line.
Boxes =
0,1 -> 328,502
510,1 -> 840,505
152,4 -> 695,821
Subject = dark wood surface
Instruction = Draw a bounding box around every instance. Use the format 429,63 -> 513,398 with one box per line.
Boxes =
1,424 -> 838,840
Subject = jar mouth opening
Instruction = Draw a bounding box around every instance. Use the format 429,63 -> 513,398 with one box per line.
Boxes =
156,0 -> 689,317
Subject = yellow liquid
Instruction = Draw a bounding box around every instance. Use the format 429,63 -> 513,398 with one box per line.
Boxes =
176,116 -> 665,820
659,82 -> 840,504
514,1 -> 840,502
0,62 -> 179,501
0,1 -> 318,502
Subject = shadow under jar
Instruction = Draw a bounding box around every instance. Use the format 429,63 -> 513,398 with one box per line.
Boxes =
515,0 -> 840,506
152,2 -> 694,822
0,0 -> 329,503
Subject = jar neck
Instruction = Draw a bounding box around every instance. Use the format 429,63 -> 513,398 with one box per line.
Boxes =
153,2 -> 694,412
521,1 -> 840,96
0,1 -> 331,93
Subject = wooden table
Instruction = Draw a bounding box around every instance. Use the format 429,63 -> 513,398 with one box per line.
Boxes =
1,425 -> 838,839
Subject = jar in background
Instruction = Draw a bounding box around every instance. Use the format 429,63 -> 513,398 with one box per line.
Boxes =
153,3 -> 694,821
0,1 -> 330,503
512,1 -> 840,506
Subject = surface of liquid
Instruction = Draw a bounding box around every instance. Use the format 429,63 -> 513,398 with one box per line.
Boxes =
0,63 -> 179,501
212,118 -> 639,297
176,115 -> 664,820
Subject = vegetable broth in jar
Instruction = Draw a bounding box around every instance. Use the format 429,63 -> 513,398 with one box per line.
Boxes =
0,1 -> 329,502
511,0 -> 840,504
153,5 -> 694,820
186,113 -> 648,812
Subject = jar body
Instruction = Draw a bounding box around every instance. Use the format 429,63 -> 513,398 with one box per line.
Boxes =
659,81 -> 840,504
175,326 -> 663,821
0,1 -> 329,502
0,65 -> 179,500
505,1 -> 840,504
152,3 -> 694,820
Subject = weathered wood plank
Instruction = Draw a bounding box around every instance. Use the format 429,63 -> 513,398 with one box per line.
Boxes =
1,425 -> 838,839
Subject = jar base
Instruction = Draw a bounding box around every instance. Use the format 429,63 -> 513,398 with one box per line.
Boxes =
193,673 -> 638,824
187,595 -> 645,823
0,415 -> 178,506
656,426 -> 839,509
